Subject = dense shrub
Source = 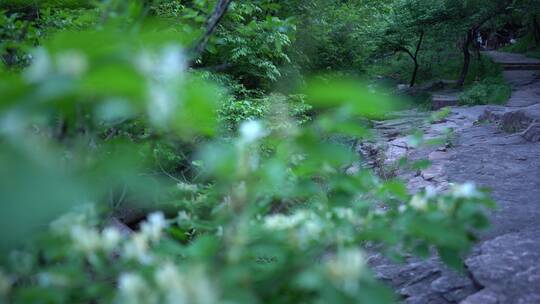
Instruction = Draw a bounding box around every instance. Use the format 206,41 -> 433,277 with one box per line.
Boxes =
459,77 -> 512,105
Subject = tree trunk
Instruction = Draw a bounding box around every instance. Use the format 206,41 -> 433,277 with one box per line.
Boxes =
409,30 -> 425,87
410,59 -> 419,87
458,30 -> 474,87
533,15 -> 540,46
190,0 -> 233,62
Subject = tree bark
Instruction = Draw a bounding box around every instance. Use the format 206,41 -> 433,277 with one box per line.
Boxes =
190,0 -> 233,63
457,2 -> 513,86
533,15 -> 540,46
410,59 -> 419,88
409,30 -> 425,87
458,29 -> 474,87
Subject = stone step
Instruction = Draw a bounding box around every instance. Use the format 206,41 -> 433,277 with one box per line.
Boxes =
432,95 -> 459,110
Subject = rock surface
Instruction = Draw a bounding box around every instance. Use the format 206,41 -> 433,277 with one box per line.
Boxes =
367,51 -> 540,303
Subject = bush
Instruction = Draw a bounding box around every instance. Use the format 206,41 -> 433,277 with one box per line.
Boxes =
0,3 -> 498,304
459,77 -> 511,106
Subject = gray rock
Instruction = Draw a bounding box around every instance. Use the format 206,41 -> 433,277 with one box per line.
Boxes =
522,122 -> 540,142
367,51 -> 540,303
461,288 -> 503,304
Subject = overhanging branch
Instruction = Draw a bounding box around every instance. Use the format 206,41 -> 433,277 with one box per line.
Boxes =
189,0 -> 233,63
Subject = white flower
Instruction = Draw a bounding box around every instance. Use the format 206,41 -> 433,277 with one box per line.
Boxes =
148,85 -> 175,127
24,48 -> 52,83
51,204 -> 97,235
56,50 -> 88,77
301,219 -> 323,238
334,208 -> 355,221
154,263 -> 189,304
123,233 -> 152,264
119,273 -> 145,293
325,249 -> 366,294
177,182 -> 198,193
188,270 -> 218,304
263,212 -> 307,230
136,45 -> 186,81
398,204 -> 408,213
70,225 -> 101,253
158,45 -> 186,81
410,195 -> 428,211
425,185 -> 437,199
101,227 -> 122,251
155,263 -> 183,290
0,269 -> 10,296
263,214 -> 294,230
239,120 -> 266,144
453,182 -> 479,199
118,272 -> 152,304
177,210 -> 191,222
141,212 -> 168,242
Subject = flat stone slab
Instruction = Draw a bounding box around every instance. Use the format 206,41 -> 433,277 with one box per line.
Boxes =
463,228 -> 540,304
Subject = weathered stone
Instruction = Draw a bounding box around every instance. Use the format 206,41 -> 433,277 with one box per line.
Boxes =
430,273 -> 472,294
367,51 -> 540,303
461,288 -> 502,304
522,122 -> 540,142
500,109 -> 535,132
464,229 -> 540,303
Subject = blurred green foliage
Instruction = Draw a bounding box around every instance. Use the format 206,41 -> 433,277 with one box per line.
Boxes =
0,0 -> 527,303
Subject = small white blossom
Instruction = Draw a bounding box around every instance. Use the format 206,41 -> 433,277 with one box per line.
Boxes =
24,48 -> 52,83
123,233 -> 152,264
141,212 -> 168,242
56,50 -> 88,77
239,120 -> 266,144
264,211 -> 307,230
118,272 -> 153,304
155,263 -> 183,289
425,185 -> 437,199
334,208 -> 355,221
188,270 -> 218,304
410,195 -> 428,211
154,263 -> 188,304
101,227 -> 122,251
119,273 -> 145,294
136,45 -> 186,81
264,214 -> 294,230
51,204 -> 97,235
453,182 -> 479,199
148,85 -> 175,127
70,225 -> 101,253
158,45 -> 186,80
326,249 -> 366,294
398,204 -> 408,213
177,182 -> 198,193
177,210 -> 191,222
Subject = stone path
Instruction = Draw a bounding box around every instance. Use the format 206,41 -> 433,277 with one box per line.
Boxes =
367,51 -> 540,304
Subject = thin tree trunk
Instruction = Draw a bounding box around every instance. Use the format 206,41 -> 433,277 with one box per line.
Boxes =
409,30 -> 425,87
458,29 -> 474,87
533,15 -> 540,46
410,59 -> 419,87
190,0 -> 233,62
